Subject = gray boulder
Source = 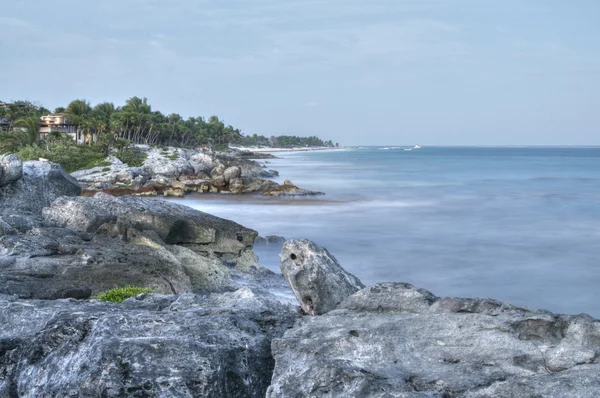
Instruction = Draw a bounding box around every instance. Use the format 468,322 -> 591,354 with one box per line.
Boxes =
0,160 -> 81,232
262,183 -> 325,197
223,166 -> 242,182
0,154 -> 22,187
0,287 -> 297,397
0,226 -> 234,299
268,281 -> 600,397
43,193 -> 257,254
280,239 -> 365,315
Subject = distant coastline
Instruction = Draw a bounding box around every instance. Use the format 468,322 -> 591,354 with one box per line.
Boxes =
231,145 -> 343,153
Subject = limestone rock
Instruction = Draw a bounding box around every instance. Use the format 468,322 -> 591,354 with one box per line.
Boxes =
280,239 -> 365,315
223,166 -> 242,182
0,154 -> 23,187
268,280 -> 600,397
0,160 -> 81,232
262,183 -> 324,197
0,288 -> 297,397
42,193 -> 258,254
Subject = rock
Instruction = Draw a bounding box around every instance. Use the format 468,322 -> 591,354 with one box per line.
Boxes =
255,235 -> 287,246
242,178 -> 279,193
280,239 -> 365,315
43,193 -> 258,254
70,145 -> 315,198
0,227 -> 194,299
216,153 -> 278,178
268,277 -> 600,397
0,287 -> 297,397
212,176 -> 226,188
0,217 -> 16,236
262,183 -> 324,197
223,166 -> 242,182
0,154 -> 23,187
210,164 -> 226,179
0,160 -> 81,232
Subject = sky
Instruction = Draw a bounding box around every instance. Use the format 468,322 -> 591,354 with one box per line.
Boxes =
1,0 -> 599,146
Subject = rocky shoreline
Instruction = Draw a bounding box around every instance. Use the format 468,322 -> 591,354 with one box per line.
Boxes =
72,145 -> 323,198
1,154 -> 600,397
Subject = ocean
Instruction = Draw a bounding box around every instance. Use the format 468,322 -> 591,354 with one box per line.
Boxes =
171,147 -> 600,317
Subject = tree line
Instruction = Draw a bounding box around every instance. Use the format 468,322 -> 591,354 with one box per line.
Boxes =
0,97 -> 336,153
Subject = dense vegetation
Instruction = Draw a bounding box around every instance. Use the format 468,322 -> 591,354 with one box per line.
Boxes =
236,134 -> 337,148
97,286 -> 153,303
0,98 -> 336,159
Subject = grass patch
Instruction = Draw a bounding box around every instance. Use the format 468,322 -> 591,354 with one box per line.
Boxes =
102,167 -> 111,172
97,285 -> 152,303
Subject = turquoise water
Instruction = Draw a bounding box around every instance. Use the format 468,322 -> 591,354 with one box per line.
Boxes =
173,147 -> 600,316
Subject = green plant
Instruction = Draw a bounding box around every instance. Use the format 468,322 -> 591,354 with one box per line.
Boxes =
97,286 -> 152,303
114,148 -> 147,167
102,167 -> 111,172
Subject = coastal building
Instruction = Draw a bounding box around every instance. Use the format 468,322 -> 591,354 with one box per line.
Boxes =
39,113 -> 85,144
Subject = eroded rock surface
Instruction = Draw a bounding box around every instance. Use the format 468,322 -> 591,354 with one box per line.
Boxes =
0,154 -> 22,187
0,158 -> 277,300
0,159 -> 81,233
280,239 -> 365,315
0,288 -> 297,398
268,281 -> 600,397
72,146 -> 311,197
43,193 -> 257,253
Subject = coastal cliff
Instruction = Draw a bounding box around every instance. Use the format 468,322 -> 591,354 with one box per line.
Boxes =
1,155 -> 599,397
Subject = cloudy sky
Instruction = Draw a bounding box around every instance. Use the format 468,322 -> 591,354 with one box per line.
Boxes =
1,0 -> 599,145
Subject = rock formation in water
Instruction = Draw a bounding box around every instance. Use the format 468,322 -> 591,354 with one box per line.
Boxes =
71,146 -> 322,197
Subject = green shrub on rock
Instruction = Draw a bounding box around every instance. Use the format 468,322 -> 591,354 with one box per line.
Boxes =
97,286 -> 152,303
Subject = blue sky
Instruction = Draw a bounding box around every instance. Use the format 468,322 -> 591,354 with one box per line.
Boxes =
1,0 -> 599,145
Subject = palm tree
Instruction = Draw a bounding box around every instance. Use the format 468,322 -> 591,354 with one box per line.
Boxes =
92,102 -> 116,141
0,116 -> 40,152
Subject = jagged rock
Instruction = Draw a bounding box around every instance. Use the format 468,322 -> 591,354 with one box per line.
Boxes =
262,183 -> 324,197
0,226 -> 236,299
212,176 -> 226,188
72,146 -> 319,197
0,287 -> 297,397
216,153 -> 278,178
268,280 -> 600,397
0,154 -> 22,187
0,217 -> 16,236
223,166 -> 242,182
280,239 -> 365,315
42,193 -> 257,254
210,164 -> 226,179
0,160 -> 81,232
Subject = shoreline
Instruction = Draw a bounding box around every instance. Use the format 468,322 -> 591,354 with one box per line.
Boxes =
71,145 -> 325,198
231,145 -> 342,153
